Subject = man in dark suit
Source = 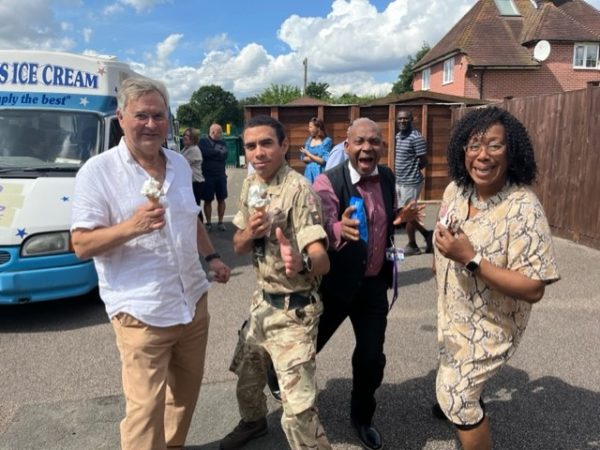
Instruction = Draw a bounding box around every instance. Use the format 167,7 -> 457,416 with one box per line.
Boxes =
266,117 -> 421,449
311,118 -> 420,449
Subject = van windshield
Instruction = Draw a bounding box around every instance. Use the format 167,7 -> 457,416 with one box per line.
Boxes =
0,110 -> 101,169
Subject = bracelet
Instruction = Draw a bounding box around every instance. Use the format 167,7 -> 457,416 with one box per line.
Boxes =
204,252 -> 221,263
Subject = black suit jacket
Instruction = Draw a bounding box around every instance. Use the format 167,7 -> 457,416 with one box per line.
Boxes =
320,163 -> 396,300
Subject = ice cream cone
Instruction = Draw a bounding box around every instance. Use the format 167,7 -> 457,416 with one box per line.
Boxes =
146,195 -> 161,205
253,205 -> 268,214
141,177 -> 165,236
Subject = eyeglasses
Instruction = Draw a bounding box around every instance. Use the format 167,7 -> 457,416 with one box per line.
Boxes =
464,142 -> 506,155
182,134 -> 190,138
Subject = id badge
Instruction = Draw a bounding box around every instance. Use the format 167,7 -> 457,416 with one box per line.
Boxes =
385,246 -> 405,263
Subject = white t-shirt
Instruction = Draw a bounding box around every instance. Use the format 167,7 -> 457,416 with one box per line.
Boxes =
71,138 -> 209,326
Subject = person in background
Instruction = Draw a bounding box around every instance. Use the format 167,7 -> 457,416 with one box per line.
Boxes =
312,118 -> 422,450
324,139 -> 349,171
200,123 -> 228,231
181,127 -> 205,219
220,115 -> 331,450
432,106 -> 560,450
300,117 -> 332,183
70,77 -> 230,450
394,110 -> 433,255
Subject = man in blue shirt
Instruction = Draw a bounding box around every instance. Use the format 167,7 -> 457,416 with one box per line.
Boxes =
324,140 -> 349,171
394,110 -> 432,255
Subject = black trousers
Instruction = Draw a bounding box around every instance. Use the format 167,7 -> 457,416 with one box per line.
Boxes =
317,274 -> 388,425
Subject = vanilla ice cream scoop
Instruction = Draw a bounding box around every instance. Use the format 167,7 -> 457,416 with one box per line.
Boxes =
248,184 -> 270,210
141,176 -> 163,201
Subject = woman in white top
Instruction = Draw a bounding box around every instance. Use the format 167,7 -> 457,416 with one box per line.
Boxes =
181,127 -> 205,217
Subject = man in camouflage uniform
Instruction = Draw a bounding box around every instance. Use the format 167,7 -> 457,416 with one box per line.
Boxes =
219,115 -> 331,450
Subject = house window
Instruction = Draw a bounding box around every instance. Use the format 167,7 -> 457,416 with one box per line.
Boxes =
443,58 -> 454,84
494,0 -> 521,16
422,68 -> 430,90
573,43 -> 599,69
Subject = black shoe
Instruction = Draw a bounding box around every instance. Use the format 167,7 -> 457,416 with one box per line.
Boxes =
424,230 -> 434,253
219,418 -> 268,450
403,242 -> 422,256
266,362 -> 282,402
351,419 -> 383,450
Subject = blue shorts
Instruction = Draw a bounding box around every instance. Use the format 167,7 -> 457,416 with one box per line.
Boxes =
192,181 -> 204,205
201,175 -> 228,201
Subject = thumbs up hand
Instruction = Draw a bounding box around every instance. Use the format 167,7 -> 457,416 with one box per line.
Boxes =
276,227 -> 302,277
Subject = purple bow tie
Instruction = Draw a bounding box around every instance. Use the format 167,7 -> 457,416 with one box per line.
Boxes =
360,174 -> 379,183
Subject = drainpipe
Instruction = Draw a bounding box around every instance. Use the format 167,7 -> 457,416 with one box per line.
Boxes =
479,69 -> 485,100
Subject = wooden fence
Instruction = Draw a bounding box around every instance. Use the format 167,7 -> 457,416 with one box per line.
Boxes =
452,83 -> 600,249
244,93 -> 485,200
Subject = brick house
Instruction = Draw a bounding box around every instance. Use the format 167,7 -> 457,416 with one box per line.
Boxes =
411,0 -> 600,100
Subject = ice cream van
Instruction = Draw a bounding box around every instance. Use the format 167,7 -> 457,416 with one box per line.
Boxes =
0,50 -> 179,304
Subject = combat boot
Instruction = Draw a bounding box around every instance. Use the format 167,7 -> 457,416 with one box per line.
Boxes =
219,418 -> 268,450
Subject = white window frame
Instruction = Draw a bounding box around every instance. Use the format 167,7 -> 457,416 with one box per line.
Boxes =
573,43 -> 599,69
494,0 -> 521,16
443,57 -> 454,84
421,68 -> 430,90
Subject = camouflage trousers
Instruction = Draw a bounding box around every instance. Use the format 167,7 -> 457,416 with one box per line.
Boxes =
229,290 -> 331,450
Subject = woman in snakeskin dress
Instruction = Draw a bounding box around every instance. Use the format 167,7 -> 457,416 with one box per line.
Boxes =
433,107 -> 560,450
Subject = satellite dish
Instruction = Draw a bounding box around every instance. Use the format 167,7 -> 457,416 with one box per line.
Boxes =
533,40 -> 551,62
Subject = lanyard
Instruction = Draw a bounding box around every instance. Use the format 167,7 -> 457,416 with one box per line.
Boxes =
386,238 -> 404,311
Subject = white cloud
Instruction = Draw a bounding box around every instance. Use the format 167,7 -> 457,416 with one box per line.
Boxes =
156,34 -> 183,65
0,0 -> 74,51
119,0 -> 172,13
83,28 -> 92,44
103,3 -> 123,15
278,0 -> 472,73
202,33 -> 235,52
146,0 -> 474,107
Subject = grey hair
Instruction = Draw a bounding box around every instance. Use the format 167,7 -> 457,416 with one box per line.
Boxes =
347,117 -> 380,137
117,77 -> 169,112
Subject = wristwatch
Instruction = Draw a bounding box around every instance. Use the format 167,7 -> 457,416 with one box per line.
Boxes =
465,253 -> 482,275
205,252 -> 221,263
299,253 -> 312,274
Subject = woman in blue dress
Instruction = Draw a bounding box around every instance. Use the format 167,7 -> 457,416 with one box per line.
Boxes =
300,117 -> 332,183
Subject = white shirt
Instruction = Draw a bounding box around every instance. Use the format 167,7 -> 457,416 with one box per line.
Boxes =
71,138 -> 210,326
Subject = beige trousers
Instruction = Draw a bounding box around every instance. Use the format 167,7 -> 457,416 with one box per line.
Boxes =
111,294 -> 210,450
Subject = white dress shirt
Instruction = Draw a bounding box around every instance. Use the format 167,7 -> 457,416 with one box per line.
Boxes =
71,138 -> 209,326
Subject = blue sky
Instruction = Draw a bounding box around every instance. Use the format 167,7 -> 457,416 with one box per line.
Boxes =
1,0 -> 599,110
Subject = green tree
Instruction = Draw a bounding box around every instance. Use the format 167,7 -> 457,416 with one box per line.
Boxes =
257,84 -> 302,105
239,96 -> 259,107
178,85 -> 242,133
331,92 -> 378,104
305,81 -> 331,100
391,43 -> 431,94
175,103 -> 196,129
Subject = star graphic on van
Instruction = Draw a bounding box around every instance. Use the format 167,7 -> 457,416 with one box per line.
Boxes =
62,196 -> 70,202
16,228 -> 27,239
98,66 -> 106,76
79,97 -> 89,107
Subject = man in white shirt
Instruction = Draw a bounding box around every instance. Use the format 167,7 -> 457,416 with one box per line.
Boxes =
71,77 -> 230,450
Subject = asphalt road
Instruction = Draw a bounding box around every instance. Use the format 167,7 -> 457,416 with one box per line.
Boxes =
1,168 -> 599,450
